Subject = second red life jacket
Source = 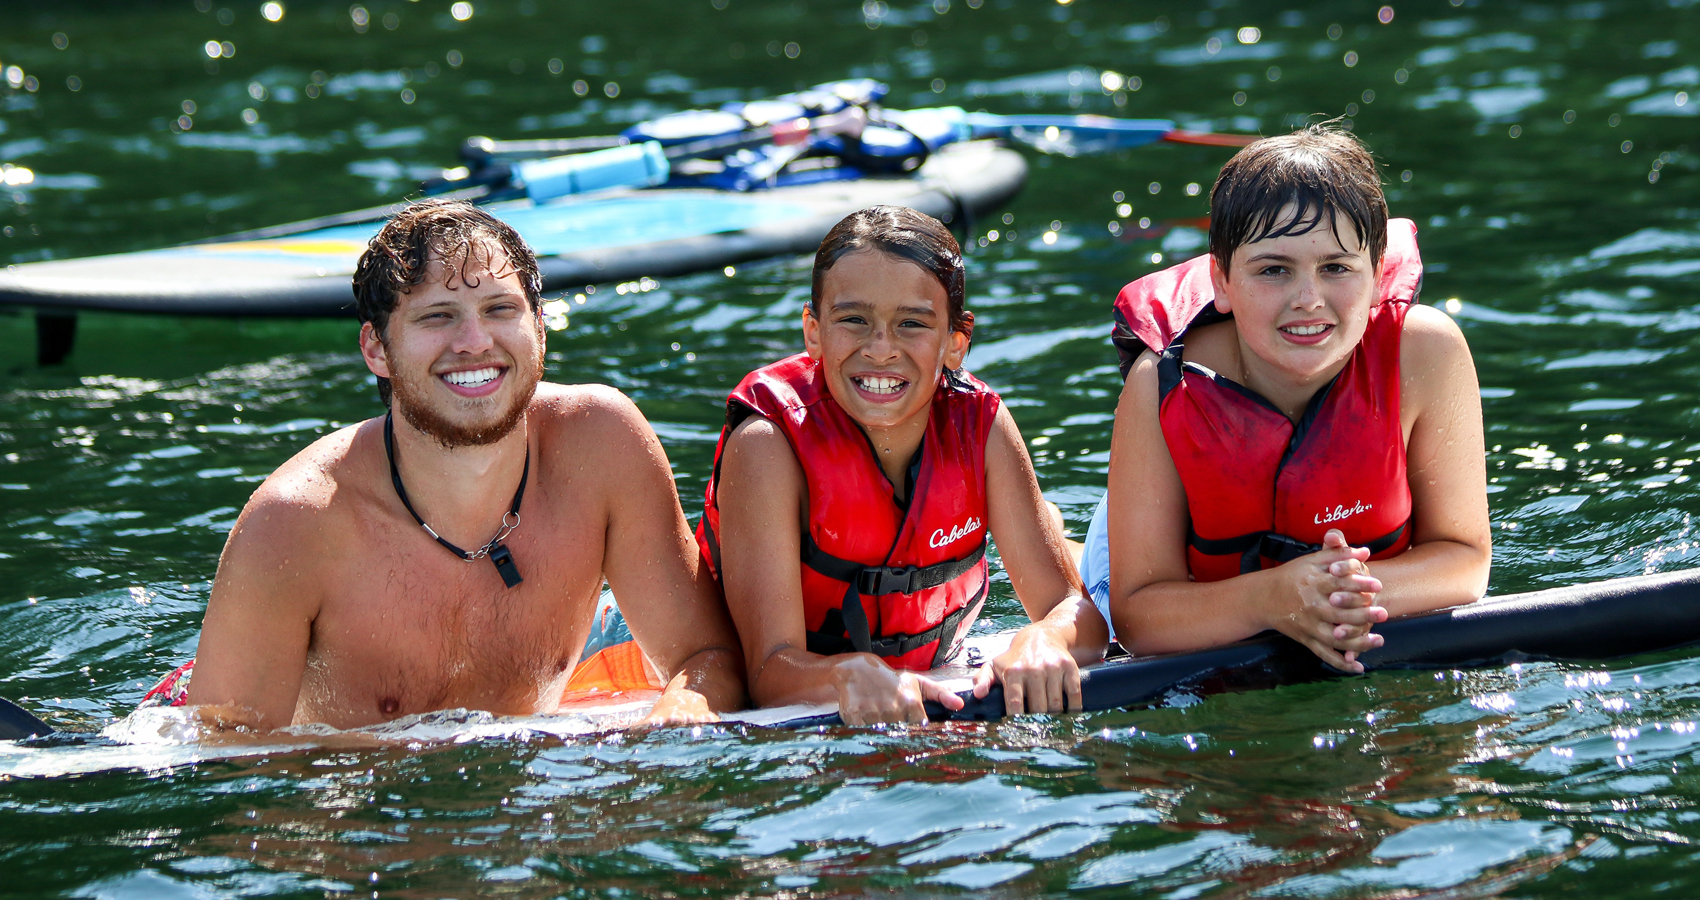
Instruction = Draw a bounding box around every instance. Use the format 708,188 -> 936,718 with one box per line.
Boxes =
1109,218 -> 1424,580
696,353 -> 1000,670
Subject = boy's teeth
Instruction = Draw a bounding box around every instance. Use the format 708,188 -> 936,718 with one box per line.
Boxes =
1283,324 -> 1329,336
443,367 -> 500,387
854,375 -> 906,394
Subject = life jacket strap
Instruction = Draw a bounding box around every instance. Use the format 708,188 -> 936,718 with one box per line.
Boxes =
801,534 -> 986,596
1186,520 -> 1410,575
806,575 -> 989,667
802,534 -> 988,664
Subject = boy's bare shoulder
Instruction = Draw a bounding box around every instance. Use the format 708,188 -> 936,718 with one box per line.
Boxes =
725,413 -> 794,463
1400,303 -> 1472,364
1122,349 -> 1164,403
1399,304 -> 1478,420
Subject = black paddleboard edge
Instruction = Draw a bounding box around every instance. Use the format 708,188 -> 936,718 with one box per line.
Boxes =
1066,567 -> 1700,720
11,568 -> 1699,739
768,567 -> 1700,728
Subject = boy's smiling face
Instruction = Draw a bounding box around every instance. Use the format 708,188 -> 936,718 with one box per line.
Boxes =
803,248 -> 967,434
1211,204 -> 1381,385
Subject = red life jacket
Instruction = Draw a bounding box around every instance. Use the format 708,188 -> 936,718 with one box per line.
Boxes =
696,353 -> 998,670
1109,218 -> 1424,580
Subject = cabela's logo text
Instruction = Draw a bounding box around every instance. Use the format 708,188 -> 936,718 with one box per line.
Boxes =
1315,501 -> 1374,525
930,516 -> 983,549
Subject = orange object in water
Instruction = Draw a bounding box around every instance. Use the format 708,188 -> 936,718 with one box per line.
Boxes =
559,641 -> 664,708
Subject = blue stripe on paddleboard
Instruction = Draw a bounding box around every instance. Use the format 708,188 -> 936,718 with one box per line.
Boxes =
495,194 -> 815,257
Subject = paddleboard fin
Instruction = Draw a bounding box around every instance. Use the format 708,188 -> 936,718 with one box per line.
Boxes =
0,696 -> 54,741
36,310 -> 77,366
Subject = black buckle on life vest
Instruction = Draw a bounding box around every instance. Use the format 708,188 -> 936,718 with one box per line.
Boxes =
1258,532 -> 1320,565
798,535 -> 988,664
810,574 -> 989,667
801,535 -> 987,596
857,565 -> 921,597
868,630 -> 916,656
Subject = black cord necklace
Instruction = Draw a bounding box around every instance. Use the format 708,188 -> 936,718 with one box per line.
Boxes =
384,412 -> 528,588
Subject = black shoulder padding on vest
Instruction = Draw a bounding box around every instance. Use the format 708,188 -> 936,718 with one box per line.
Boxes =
724,398 -> 758,434
1112,301 -> 1235,382
1155,347 -> 1185,401
1111,304 -> 1146,382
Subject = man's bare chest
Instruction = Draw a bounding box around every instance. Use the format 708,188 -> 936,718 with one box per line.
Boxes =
299,501 -> 608,725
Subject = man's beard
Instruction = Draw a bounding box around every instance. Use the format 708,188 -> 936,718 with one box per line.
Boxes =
388,351 -> 543,448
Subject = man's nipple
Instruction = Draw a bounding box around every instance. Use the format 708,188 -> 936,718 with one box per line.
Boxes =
380,696 -> 400,715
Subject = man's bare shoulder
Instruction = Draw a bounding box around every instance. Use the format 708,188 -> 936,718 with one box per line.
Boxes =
237,419 -> 379,539
531,382 -> 666,457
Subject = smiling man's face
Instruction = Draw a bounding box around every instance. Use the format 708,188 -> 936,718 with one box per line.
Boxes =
360,242 -> 544,446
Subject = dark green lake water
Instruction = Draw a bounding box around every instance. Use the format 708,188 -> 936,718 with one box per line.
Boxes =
3,0 -> 1700,896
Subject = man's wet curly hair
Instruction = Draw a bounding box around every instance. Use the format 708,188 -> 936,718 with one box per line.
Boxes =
352,199 -> 542,406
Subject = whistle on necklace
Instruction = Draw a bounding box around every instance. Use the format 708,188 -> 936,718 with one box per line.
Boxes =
490,544 -> 523,588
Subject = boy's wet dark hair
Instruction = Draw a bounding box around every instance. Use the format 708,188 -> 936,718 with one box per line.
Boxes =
1209,123 -> 1387,277
811,205 -> 974,338
352,199 -> 542,406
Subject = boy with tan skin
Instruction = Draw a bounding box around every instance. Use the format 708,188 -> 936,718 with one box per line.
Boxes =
701,206 -> 1107,725
188,200 -> 744,730
1085,126 -> 1491,668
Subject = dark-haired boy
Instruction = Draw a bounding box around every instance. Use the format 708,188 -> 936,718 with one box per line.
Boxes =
703,205 -> 1107,725
1083,125 -> 1491,669
188,199 -> 745,730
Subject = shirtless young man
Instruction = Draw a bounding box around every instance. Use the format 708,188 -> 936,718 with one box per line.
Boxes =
187,199 -> 744,730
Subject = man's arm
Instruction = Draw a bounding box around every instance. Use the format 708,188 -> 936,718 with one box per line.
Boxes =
588,388 -> 746,721
187,484 -> 325,732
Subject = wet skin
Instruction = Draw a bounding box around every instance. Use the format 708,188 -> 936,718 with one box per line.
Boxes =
715,249 -> 1107,725
188,251 -> 744,731
1104,209 -> 1492,670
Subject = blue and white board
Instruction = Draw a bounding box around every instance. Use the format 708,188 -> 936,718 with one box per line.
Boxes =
0,142 -> 1025,318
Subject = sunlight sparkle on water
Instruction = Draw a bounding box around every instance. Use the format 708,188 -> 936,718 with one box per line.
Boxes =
6,3 -> 1700,896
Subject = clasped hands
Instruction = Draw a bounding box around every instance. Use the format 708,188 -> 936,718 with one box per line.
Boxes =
1271,528 -> 1388,673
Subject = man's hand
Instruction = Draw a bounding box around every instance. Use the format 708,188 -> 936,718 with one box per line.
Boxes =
972,623 -> 1083,715
1268,529 -> 1387,672
639,671 -> 722,727
833,654 -> 964,726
